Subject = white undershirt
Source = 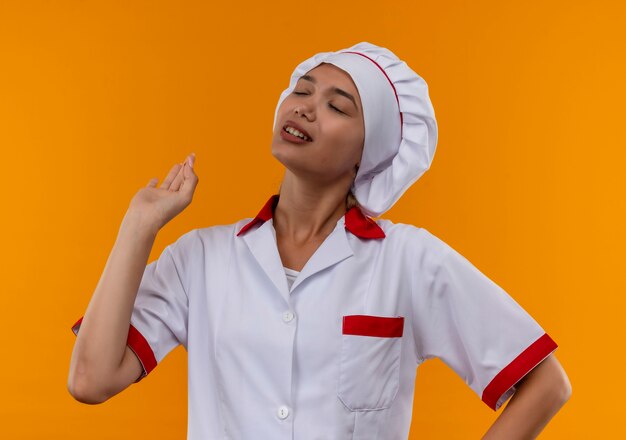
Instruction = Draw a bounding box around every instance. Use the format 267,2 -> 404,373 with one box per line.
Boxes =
283,266 -> 300,291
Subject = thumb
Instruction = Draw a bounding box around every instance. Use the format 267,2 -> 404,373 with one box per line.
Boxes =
147,177 -> 158,187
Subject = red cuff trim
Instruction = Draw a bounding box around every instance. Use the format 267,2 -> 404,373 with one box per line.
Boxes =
71,317 -> 83,336
482,333 -> 558,411
342,315 -> 404,338
70,316 -> 157,381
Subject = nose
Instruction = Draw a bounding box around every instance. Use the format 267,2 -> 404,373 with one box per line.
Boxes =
293,97 -> 315,121
294,107 -> 315,121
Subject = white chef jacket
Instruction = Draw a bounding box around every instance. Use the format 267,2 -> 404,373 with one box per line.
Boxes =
71,193 -> 558,439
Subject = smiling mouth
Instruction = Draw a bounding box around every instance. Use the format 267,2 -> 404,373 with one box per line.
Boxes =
282,125 -> 312,142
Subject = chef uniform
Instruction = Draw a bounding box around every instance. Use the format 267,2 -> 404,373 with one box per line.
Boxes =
71,42 -> 558,439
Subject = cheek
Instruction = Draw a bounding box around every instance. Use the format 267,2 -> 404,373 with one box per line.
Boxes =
335,124 -> 364,160
274,99 -> 291,127
274,105 -> 284,129
316,129 -> 362,169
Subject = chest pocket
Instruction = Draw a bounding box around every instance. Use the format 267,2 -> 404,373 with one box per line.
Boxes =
337,314 -> 404,411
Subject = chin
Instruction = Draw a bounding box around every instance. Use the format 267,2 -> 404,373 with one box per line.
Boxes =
271,147 -> 294,170
271,140 -> 298,162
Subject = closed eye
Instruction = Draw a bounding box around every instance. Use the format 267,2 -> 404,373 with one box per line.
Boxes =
329,103 -> 344,114
292,92 -> 345,114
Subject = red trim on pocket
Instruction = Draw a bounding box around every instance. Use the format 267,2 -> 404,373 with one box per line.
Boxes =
482,333 -> 558,411
342,315 -> 404,338
70,316 -> 157,381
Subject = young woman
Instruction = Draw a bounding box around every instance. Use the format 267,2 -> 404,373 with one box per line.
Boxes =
68,42 -> 571,439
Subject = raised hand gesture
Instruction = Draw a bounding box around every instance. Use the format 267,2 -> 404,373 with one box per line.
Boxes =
128,153 -> 199,233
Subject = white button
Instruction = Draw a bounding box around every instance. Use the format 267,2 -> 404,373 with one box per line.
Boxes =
282,311 -> 295,322
277,405 -> 290,419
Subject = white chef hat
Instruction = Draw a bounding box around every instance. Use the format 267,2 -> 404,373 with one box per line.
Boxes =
273,41 -> 438,218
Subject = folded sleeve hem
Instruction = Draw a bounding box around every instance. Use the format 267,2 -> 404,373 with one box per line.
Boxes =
482,332 -> 558,411
70,316 -> 158,383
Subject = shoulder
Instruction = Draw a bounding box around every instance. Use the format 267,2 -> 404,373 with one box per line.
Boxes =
174,217 -> 256,250
160,217 -> 244,254
373,217 -> 454,262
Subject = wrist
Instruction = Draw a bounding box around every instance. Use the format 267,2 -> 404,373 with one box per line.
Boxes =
121,208 -> 161,240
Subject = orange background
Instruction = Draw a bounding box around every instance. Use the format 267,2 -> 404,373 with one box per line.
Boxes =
1,0 -> 623,438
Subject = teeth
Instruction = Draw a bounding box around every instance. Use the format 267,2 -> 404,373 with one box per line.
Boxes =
284,126 -> 310,141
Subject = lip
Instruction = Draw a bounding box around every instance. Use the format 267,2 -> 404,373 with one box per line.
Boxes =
283,120 -> 313,141
280,127 -> 310,144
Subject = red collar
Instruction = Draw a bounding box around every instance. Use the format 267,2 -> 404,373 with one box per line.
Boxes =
236,194 -> 386,239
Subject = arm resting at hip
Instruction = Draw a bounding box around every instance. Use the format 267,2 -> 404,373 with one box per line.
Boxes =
482,353 -> 572,440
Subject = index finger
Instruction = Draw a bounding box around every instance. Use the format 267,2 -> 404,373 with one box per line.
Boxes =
159,163 -> 183,190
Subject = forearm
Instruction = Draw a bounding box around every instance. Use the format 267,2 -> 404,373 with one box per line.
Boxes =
68,209 -> 159,398
482,354 -> 572,440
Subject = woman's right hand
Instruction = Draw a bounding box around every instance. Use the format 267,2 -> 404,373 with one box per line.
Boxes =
128,152 -> 199,233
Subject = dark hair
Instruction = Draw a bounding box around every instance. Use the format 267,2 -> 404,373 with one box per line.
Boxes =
346,190 -> 360,210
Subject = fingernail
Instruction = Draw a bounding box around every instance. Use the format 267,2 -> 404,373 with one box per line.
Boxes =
187,156 -> 193,168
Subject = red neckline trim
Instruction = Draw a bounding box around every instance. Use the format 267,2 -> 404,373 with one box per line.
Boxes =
342,50 -> 403,138
236,194 -> 385,239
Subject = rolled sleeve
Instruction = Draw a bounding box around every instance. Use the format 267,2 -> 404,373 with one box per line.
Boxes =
412,231 -> 558,411
70,237 -> 190,383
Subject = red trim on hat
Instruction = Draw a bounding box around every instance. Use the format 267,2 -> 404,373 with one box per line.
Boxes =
236,194 -> 385,239
482,333 -> 558,411
342,315 -> 404,338
71,316 -> 157,382
342,50 -> 404,138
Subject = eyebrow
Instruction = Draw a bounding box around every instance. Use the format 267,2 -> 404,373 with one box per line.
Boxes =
299,74 -> 359,112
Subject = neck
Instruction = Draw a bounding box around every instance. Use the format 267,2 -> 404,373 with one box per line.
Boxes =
273,171 -> 351,244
